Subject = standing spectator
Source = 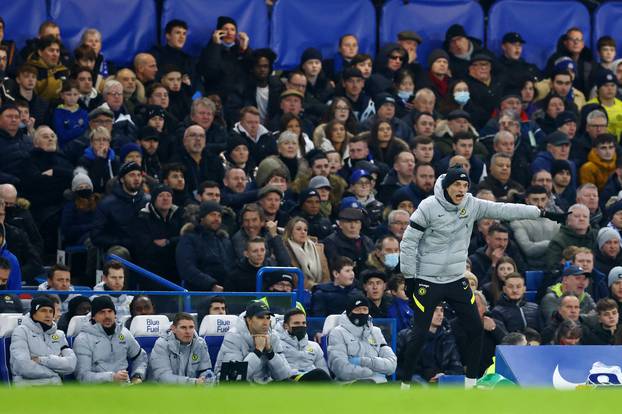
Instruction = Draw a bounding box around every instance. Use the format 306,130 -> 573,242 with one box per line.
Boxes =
133,53 -> 158,88
586,70 -> 622,138
443,24 -> 496,80
74,296 -> 148,383
176,201 -> 233,292
0,103 -> 31,186
10,296 -> 76,385
149,312 -> 213,384
311,256 -> 363,316
150,20 -> 195,85
26,35 -> 69,100
545,28 -> 593,95
60,172 -> 99,246
497,32 -> 541,86
324,34 -> 358,82
1,64 -> 49,125
79,28 -> 114,89
491,273 -> 541,333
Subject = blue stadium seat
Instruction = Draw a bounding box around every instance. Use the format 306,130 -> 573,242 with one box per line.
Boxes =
487,0 -> 591,70
1,0 -> 48,50
525,270 -> 544,291
0,338 -> 11,384
136,337 -> 158,354
270,0 -> 376,70
593,2 -> 622,60
204,336 -> 224,368
379,0 -> 484,70
161,0 -> 269,57
525,290 -> 537,303
48,0 -> 158,65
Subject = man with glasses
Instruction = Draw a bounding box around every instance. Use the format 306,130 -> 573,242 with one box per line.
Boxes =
466,54 -> 504,115
545,28 -> 593,95
571,108 -> 609,166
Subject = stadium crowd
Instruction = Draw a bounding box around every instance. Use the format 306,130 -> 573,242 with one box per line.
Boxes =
1,9 -> 622,385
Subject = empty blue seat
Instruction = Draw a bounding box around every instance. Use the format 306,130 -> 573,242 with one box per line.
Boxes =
270,0 -> 376,70
525,290 -> 537,303
136,336 -> 159,354
1,0 -> 48,50
161,0 -> 269,57
487,0 -> 591,70
0,338 -> 11,384
525,270 -> 544,291
48,0 -> 158,65
593,2 -> 622,59
380,0 -> 484,70
205,336 -> 225,368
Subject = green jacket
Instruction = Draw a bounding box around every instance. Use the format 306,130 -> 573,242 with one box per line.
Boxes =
545,225 -> 597,269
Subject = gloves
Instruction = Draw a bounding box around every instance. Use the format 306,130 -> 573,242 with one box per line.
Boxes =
348,356 -> 361,366
541,210 -> 570,224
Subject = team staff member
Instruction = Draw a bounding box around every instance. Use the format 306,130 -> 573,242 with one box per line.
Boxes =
400,167 -> 566,388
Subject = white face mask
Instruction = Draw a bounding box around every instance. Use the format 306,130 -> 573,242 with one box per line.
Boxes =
397,90 -> 412,100
454,91 -> 470,105
383,252 -> 400,269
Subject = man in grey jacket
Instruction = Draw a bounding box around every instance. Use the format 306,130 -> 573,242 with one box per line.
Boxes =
277,308 -> 330,381
10,297 -> 77,385
400,167 -> 566,388
73,296 -> 148,383
215,301 -> 291,383
327,295 -> 397,383
149,312 -> 214,384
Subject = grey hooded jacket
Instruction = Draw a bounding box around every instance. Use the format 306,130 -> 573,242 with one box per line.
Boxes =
400,175 -> 540,284
73,321 -> 147,383
148,331 -> 212,384
327,314 -> 396,382
275,323 -> 329,376
215,317 -> 291,383
10,316 -> 77,386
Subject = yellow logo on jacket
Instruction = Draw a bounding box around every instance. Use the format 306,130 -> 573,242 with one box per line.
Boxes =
192,353 -> 199,362
51,334 -> 60,341
118,334 -> 125,341
459,207 -> 468,218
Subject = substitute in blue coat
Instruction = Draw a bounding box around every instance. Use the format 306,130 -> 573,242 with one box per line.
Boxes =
149,313 -> 213,384
399,167 -> 565,388
176,201 -> 234,291
73,296 -> 147,383
10,297 -> 76,385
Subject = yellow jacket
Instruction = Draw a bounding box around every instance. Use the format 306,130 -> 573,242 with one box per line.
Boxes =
579,148 -> 617,191
27,53 -> 70,101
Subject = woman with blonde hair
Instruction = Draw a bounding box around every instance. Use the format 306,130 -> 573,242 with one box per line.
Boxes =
283,217 -> 330,290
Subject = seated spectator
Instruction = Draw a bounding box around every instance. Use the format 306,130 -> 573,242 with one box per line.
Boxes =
609,267 -> 622,315
464,271 -> 478,291
361,270 -> 391,318
2,64 -> 49,126
524,328 -> 542,346
311,256 -> 363,316
510,186 -> 562,268
498,32 -> 541,88
149,312 -> 213,384
579,133 -> 617,191
77,126 -> 119,194
197,296 -> 227,324
530,131 -> 575,178
137,127 -> 162,180
466,54 -> 504,116
283,217 -> 330,290
587,70 -> 622,138
276,308 -> 331,381
386,275 -> 414,332
324,34 -> 359,82
322,201 -> 374,275
551,160 -> 576,209
410,134 -> 435,166
595,227 -> 622,277
530,169 -> 568,214
124,295 -> 155,329
92,260 -> 133,318
0,103 -> 32,190
411,305 -> 463,383
390,162 -> 435,210
602,158 -> 622,209
541,265 -> 596,320
327,295 -> 397,383
481,256 -> 517,307
0,183 -> 44,256
0,256 -> 23,313
443,24 -> 496,80
194,180 -> 237,236
577,183 -> 605,230
289,188 -> 334,241
491,273 -> 541,333
546,204 -> 597,269
57,295 -> 90,333
436,132 -> 486,184
338,68 -> 375,123
161,163 -> 193,208
383,209 -> 410,242
215,301 -> 290,383
60,172 -> 99,246
10,296 -> 76,385
312,99 -> 357,148
176,201 -> 233,292
74,296 -> 148,383
553,319 -> 583,345
0,219 -> 22,290
256,183 -> 291,228
346,168 -> 379,208
583,298 -> 619,345
52,80 -> 89,148
227,237 -> 274,292
570,247 -> 608,303
37,264 -> 76,313
71,66 -> 102,112
377,151 -> 415,205
365,235 -> 401,278
220,167 -> 256,212
476,153 -> 524,202
434,110 -> 481,159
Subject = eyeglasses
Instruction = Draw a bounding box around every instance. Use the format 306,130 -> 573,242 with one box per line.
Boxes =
389,55 -> 404,61
186,133 -> 205,140
567,37 -> 584,43
587,123 -> 608,129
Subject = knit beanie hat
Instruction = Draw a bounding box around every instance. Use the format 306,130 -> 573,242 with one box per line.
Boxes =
120,143 -> 143,163
217,16 -> 237,30
91,296 -> 116,315
300,48 -> 323,65
428,48 -> 450,68
608,266 -> 622,287
597,227 -> 621,250
30,296 -> 55,316
442,167 -> 470,190
71,171 -> 93,192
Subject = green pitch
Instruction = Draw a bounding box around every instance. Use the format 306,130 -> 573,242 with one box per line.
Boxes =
2,385 -> 618,414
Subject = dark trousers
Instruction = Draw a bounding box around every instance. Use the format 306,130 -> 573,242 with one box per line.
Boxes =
403,277 -> 483,380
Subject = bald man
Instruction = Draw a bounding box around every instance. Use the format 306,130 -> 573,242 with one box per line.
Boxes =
133,53 -> 158,85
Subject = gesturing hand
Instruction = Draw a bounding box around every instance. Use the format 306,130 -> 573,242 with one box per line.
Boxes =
542,210 -> 570,224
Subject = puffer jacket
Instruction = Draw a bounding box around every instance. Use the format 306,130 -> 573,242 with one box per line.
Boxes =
10,316 -> 76,385
148,331 -> 212,384
490,294 -> 542,333
26,53 -> 70,100
579,148 -> 617,192
275,323 -> 328,376
400,175 -> 540,284
510,216 -> 560,268
73,321 -> 147,383
214,316 -> 291,383
327,314 -> 397,382
310,283 -> 364,316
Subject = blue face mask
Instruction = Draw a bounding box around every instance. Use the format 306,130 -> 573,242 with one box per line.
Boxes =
397,90 -> 412,101
454,91 -> 470,105
383,253 -> 400,269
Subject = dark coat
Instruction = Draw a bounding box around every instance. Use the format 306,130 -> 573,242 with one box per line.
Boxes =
171,147 -> 224,196
230,228 -> 291,266
310,282 -> 363,316
175,225 -> 235,291
22,148 -> 73,213
197,41 -> 251,101
322,229 -> 374,276
469,245 -> 527,286
490,294 -> 542,333
0,128 -> 31,187
60,199 -> 98,245
451,315 -> 507,377
391,183 -> 432,210
77,147 -> 120,194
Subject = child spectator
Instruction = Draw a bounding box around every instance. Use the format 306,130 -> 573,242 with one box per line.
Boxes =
52,80 -> 89,148
386,275 -> 414,332
311,256 -> 362,316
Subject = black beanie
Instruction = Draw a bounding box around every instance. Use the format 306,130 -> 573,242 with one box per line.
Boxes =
300,48 -> 323,65
91,296 -> 116,315
150,185 -> 173,203
30,296 -> 55,316
118,161 -> 142,178
217,16 -> 237,30
442,167 -> 470,190
346,295 -> 370,313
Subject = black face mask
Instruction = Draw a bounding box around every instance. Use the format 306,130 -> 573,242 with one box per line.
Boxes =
103,324 -> 116,336
290,326 -> 307,341
75,189 -> 93,199
37,321 -> 54,332
348,312 -> 369,327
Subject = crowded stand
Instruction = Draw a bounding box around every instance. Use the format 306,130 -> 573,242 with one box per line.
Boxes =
2,0 -> 622,388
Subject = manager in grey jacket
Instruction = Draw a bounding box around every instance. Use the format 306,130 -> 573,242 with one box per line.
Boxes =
327,295 -> 397,383
399,167 -> 566,389
10,297 -> 77,386
215,301 -> 291,383
277,308 -> 331,381
73,296 -> 148,383
149,312 -> 214,384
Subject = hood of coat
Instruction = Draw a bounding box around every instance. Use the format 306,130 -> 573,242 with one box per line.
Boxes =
275,321 -> 309,348
433,174 -> 470,212
82,319 -> 123,338
22,315 -> 58,334
335,313 -> 371,339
